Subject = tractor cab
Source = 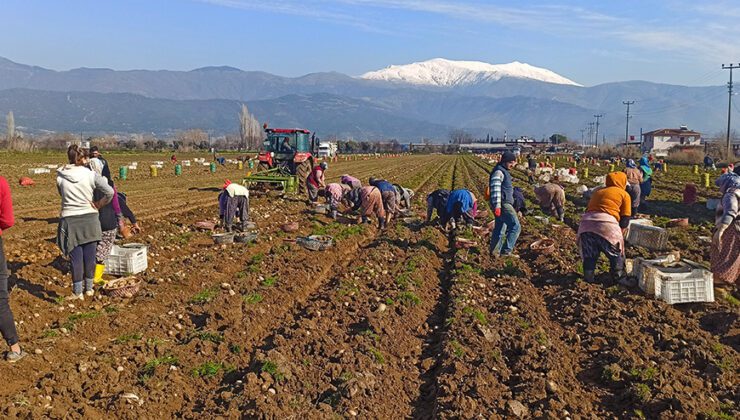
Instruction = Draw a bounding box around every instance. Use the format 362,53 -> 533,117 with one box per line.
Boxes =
259,128 -> 315,171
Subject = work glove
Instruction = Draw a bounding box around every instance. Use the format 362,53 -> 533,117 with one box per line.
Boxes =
494,207 -> 501,217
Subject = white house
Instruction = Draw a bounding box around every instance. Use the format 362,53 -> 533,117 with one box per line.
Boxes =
641,126 -> 701,154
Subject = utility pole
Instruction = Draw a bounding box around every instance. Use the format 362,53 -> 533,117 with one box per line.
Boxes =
622,101 -> 634,146
722,64 -> 739,160
579,128 -> 585,147
593,114 -> 603,147
587,122 -> 595,147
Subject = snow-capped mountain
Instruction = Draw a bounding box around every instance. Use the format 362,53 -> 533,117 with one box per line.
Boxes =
360,58 -> 581,87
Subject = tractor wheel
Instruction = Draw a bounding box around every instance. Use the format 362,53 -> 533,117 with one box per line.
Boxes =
296,159 -> 312,194
257,162 -> 270,173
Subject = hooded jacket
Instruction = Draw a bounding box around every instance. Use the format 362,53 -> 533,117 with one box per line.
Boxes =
0,176 -> 14,235
56,165 -> 114,218
586,172 -> 631,222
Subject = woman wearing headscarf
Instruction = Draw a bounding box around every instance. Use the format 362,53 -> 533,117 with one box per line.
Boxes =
638,156 -> 653,208
324,183 -> 348,220
340,174 -> 362,190
624,159 -> 643,211
577,172 -> 632,284
218,180 -> 249,232
710,171 -> 740,285
56,145 -> 114,299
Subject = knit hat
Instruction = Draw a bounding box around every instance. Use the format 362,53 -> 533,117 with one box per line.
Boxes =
500,152 -> 517,164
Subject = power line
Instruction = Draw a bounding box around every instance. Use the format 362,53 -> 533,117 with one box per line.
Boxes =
623,101 -> 634,145
722,63 -> 739,159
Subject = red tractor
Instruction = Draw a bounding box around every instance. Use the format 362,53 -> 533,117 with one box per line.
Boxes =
257,127 -> 318,193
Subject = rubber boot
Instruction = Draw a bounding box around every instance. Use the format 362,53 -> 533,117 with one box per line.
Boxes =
94,264 -> 106,285
379,218 -> 387,230
584,269 -> 596,283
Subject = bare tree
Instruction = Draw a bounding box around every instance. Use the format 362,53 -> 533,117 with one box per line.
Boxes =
239,104 -> 250,151
176,129 -> 208,152
239,104 -> 264,151
449,129 -> 475,145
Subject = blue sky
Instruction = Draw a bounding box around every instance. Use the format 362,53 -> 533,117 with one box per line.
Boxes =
2,0 -> 739,86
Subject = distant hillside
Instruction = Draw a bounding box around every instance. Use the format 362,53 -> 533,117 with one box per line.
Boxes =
0,56 -> 732,140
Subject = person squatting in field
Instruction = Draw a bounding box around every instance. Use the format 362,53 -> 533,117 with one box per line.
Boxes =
306,162 -> 328,203
369,177 -> 398,223
0,175 -> 25,362
344,186 -> 386,230
577,172 -> 632,285
534,179 -> 566,222
489,151 -> 521,257
711,169 -> 740,286
441,189 -> 477,229
426,189 -> 450,224
624,159 -> 643,211
56,145 -> 114,300
324,182 -> 349,220
219,180 -> 250,232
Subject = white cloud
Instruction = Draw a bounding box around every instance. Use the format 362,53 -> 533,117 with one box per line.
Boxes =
194,0 -> 740,63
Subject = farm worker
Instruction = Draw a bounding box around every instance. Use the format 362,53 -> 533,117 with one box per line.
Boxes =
171,154 -> 177,164
94,191 -> 140,284
340,174 -> 361,190
638,156 -> 653,209
489,152 -> 521,257
369,178 -> 398,223
324,183 -> 346,219
89,146 -> 123,230
534,180 -> 565,222
56,145 -> 114,300
704,155 -> 714,170
344,186 -> 386,229
527,154 -> 537,184
393,184 -> 414,210
426,189 -> 450,224
89,146 -> 112,182
710,171 -> 740,285
307,162 -> 328,203
513,187 -> 530,216
0,175 -> 25,362
441,189 -> 477,229
624,159 -> 643,211
577,172 -> 631,284
219,180 -> 249,232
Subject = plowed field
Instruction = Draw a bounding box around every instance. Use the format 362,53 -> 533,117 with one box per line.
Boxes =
0,152 -> 737,419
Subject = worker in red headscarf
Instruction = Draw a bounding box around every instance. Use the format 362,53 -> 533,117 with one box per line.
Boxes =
218,179 -> 249,232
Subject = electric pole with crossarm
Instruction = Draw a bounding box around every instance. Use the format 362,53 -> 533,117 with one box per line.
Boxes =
623,101 -> 634,146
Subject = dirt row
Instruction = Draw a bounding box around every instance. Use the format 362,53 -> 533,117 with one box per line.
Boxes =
0,153 -> 736,419
0,154 -> 457,418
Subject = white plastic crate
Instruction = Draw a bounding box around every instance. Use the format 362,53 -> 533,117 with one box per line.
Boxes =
28,167 -> 50,175
655,260 -> 714,304
626,223 -> 668,250
636,259 -> 714,304
104,243 -> 148,275
632,254 -> 678,295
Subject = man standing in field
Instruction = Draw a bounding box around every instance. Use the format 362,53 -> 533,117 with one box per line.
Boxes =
489,152 -> 521,257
